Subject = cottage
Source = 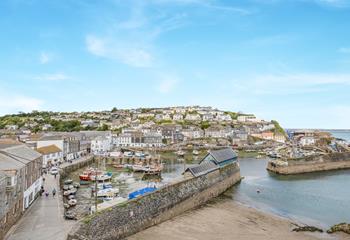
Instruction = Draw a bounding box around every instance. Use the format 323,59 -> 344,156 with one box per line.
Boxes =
172,114 -> 183,121
237,114 -> 256,122
202,113 -> 214,121
36,145 -> 63,168
205,126 -> 232,138
185,114 -> 201,121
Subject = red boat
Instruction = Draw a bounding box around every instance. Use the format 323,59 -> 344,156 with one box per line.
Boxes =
79,168 -> 104,181
79,173 -> 91,181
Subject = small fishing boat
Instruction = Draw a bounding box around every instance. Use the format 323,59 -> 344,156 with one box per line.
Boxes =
63,185 -> 69,191
67,195 -> 76,200
123,151 -> 133,157
131,165 -> 146,172
64,179 -> 73,185
112,164 -> 124,169
68,199 -> 77,206
79,173 -> 91,181
91,183 -> 113,192
135,152 -> 145,158
64,211 -> 77,220
79,168 -> 104,181
69,188 -> 77,195
90,174 -> 112,182
97,188 -> 119,198
73,182 -> 80,188
192,150 -> 199,155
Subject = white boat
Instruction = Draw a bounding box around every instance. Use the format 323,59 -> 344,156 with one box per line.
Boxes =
135,152 -> 145,158
68,199 -> 77,206
132,165 -> 147,172
90,174 -> 112,182
123,151 -> 133,157
97,188 -> 119,198
192,150 -> 199,155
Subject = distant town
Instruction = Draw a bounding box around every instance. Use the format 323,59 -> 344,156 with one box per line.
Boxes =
1,106 -> 350,239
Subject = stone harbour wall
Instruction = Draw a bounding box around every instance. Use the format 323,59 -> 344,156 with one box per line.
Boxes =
67,162 -> 241,240
267,152 -> 350,175
59,156 -> 94,183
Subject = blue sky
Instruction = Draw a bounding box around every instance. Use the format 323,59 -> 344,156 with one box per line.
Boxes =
0,0 -> 350,129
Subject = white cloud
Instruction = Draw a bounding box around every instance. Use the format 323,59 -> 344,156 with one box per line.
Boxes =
39,51 -> 52,64
34,73 -> 71,81
156,77 -> 179,93
339,47 -> 350,53
243,73 -> 350,95
0,94 -> 43,115
86,35 -> 107,57
85,35 -> 153,68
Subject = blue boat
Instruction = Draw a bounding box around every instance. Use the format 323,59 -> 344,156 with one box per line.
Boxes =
128,187 -> 157,200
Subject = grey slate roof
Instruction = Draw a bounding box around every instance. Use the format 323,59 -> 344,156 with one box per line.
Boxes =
209,148 -> 237,164
0,144 -> 42,170
185,161 -> 219,177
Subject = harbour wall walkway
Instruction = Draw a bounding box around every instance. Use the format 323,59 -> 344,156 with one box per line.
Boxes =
267,152 -> 350,175
67,162 -> 241,240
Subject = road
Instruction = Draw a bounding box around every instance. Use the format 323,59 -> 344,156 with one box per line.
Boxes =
5,170 -> 75,240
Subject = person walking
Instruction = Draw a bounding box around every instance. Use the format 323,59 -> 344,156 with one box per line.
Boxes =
52,188 -> 56,197
45,191 -> 49,198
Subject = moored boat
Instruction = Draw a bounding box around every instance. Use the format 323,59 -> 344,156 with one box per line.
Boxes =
97,188 -> 119,198
68,199 -> 77,206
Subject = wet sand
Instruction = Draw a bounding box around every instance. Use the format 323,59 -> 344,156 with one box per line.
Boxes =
128,199 -> 329,240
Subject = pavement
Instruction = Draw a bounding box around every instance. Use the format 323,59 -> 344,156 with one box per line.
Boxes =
5,171 -> 74,240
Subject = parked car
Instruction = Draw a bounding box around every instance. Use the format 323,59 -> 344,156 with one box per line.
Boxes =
50,167 -> 59,175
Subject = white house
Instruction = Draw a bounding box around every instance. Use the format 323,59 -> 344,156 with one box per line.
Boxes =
185,114 -> 201,121
216,114 -> 232,122
91,136 -> 112,155
237,115 -> 256,122
181,128 -> 204,139
202,114 -> 214,121
36,145 -> 63,168
173,114 -> 184,121
114,133 -> 132,147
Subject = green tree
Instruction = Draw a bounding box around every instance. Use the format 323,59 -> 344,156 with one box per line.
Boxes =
200,121 -> 211,130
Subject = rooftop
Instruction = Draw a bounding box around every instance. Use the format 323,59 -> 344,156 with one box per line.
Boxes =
0,144 -> 42,170
208,148 -> 237,164
37,145 -> 62,155
185,161 -> 219,177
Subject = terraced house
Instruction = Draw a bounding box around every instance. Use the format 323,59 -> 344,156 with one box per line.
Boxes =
0,140 -> 42,239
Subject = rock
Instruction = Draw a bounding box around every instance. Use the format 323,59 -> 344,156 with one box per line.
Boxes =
292,226 -> 323,233
327,223 -> 350,234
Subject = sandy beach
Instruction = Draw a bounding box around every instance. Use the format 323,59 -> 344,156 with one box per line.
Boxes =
128,199 -> 333,240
